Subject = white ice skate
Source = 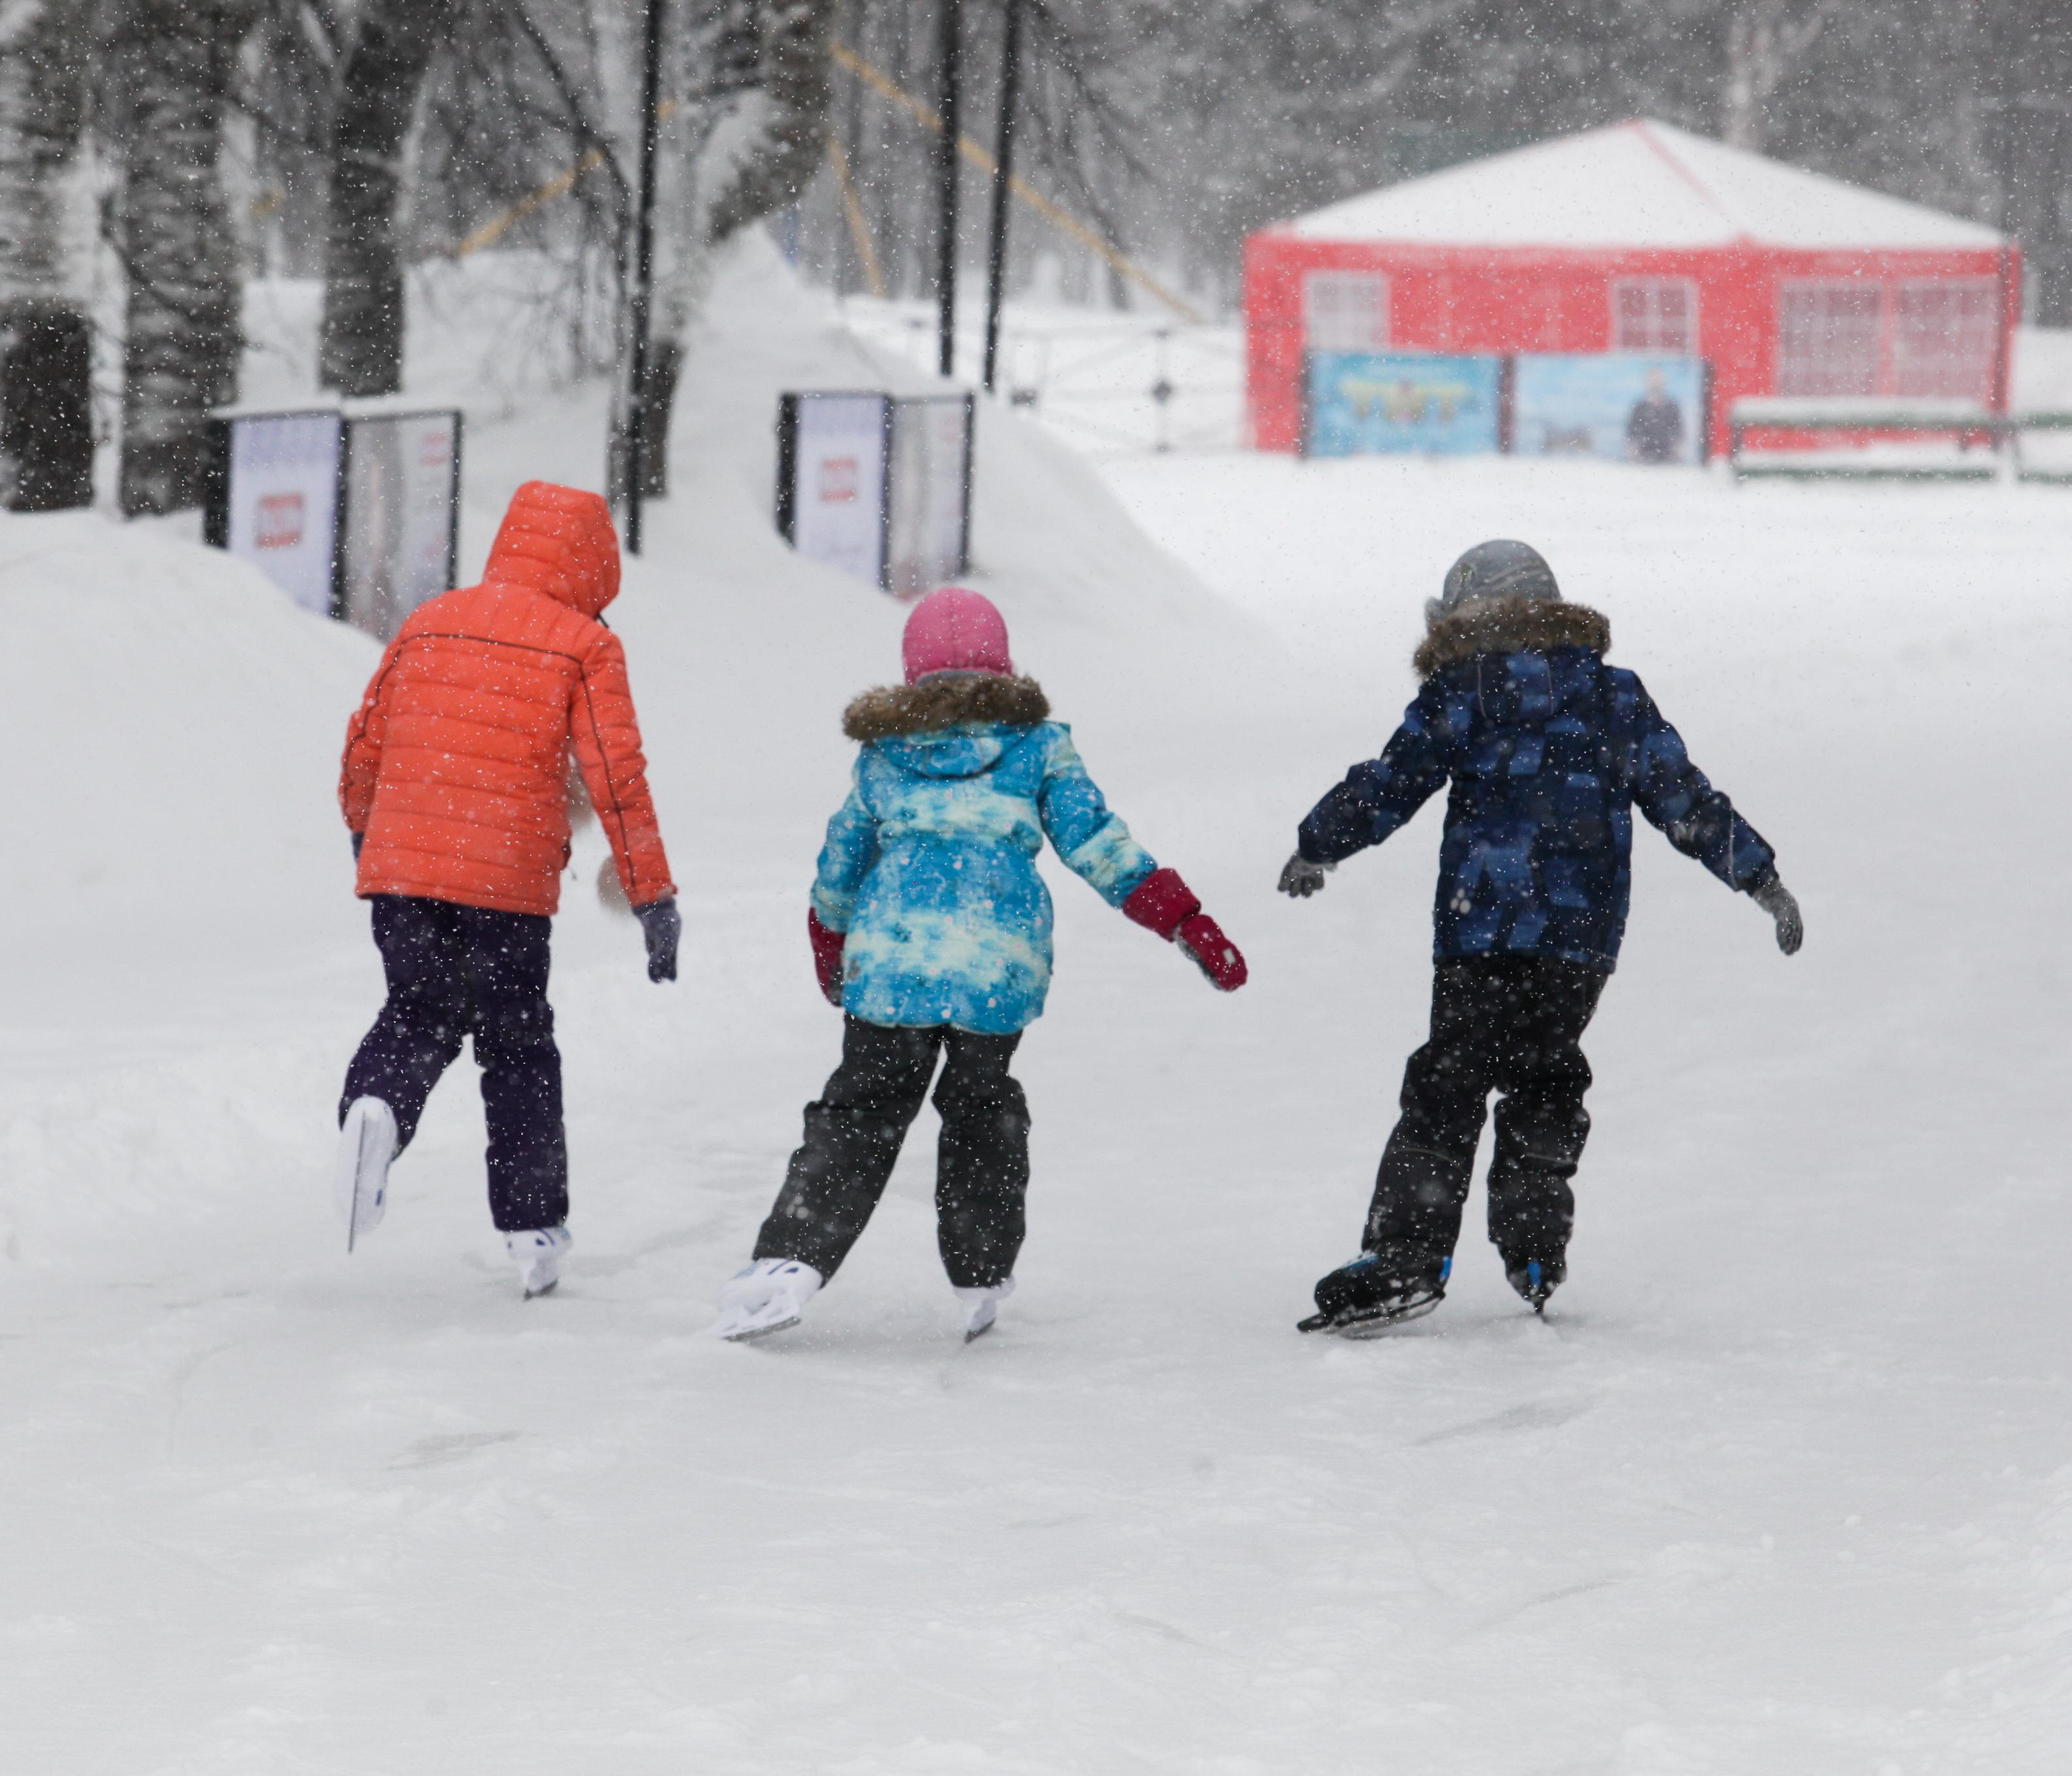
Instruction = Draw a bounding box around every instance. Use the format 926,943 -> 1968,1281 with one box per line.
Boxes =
954,1277 -> 1015,1343
334,1097 -> 398,1252
709,1258 -> 823,1342
506,1226 -> 572,1299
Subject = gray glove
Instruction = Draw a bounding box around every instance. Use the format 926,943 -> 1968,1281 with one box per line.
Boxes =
350,829 -> 364,862
1278,851 -> 1333,898
634,896 -> 682,983
1750,872 -> 1802,956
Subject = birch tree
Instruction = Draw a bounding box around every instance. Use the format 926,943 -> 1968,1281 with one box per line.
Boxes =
1722,1 -> 1829,151
0,0 -> 92,511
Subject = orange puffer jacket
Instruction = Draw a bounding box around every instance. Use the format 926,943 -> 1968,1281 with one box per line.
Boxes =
340,481 -> 674,917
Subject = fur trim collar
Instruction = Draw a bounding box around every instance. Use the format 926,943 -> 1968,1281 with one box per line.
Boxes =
1415,597 -> 1610,678
843,674 -> 1050,741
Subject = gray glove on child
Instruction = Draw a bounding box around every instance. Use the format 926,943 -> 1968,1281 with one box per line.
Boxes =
1750,870 -> 1803,955
634,896 -> 682,983
1278,852 -> 1334,898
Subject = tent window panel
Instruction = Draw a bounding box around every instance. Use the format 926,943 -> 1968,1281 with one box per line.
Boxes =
1304,271 -> 1389,353
1891,280 -> 2000,400
1776,283 -> 1883,397
1612,279 -> 1696,353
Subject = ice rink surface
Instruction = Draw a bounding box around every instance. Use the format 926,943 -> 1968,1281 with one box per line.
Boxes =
4,243 -> 2071,1772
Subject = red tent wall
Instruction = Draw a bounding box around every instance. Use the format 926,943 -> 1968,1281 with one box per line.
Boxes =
1245,232 -> 2019,457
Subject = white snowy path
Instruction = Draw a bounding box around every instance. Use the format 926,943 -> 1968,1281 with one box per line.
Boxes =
5,252 -> 2072,1772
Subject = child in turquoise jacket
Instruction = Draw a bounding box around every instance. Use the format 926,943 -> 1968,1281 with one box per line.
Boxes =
712,588 -> 1247,1342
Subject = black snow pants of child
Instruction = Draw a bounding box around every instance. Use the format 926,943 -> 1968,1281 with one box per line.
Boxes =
341,894 -> 567,1233
1363,955 -> 1607,1273
754,1015 -> 1031,1288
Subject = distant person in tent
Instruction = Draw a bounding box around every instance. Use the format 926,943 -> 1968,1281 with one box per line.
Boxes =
334,481 -> 680,1299
1625,366 -> 1686,464
1279,540 -> 1800,1337
709,586 -> 1248,1345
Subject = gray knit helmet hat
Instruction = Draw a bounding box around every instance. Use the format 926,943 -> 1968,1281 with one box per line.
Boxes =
1427,539 -> 1561,625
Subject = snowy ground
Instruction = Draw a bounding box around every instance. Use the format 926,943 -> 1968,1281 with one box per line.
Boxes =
7,243 -> 2072,1773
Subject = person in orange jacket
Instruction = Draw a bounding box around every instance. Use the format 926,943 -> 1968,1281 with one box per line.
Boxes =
334,481 -> 678,1297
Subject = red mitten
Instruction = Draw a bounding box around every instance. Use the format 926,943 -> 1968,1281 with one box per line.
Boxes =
1122,867 -> 1201,939
807,910 -> 846,1007
1176,912 -> 1248,992
1122,868 -> 1248,992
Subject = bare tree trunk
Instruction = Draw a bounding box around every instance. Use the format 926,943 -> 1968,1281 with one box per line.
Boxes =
0,0 -> 93,511
1978,0 -> 2072,327
319,0 -> 456,396
116,0 -> 264,516
614,0 -> 836,503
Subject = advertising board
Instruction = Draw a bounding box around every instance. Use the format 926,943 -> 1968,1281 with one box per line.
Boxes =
1513,355 -> 1708,464
1304,351 -> 1503,456
204,410 -> 345,616
885,394 -> 973,597
338,410 -> 463,641
778,392 -> 891,590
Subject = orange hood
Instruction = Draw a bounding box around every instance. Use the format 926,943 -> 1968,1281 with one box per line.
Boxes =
481,481 -> 622,618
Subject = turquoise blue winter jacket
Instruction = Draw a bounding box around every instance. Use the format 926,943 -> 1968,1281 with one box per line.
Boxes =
811,674 -> 1157,1035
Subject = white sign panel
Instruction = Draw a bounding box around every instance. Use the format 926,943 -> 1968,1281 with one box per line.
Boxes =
223,412 -> 343,617
339,411 -> 461,641
886,396 -> 971,597
786,393 -> 888,588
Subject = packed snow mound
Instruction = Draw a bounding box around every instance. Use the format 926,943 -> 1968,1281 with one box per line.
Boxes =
0,513 -> 379,1030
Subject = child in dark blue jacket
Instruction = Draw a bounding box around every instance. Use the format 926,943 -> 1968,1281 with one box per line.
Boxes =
1281,540 -> 1801,1335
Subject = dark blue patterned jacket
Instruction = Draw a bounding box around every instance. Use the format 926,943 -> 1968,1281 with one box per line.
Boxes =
1296,598 -> 1775,972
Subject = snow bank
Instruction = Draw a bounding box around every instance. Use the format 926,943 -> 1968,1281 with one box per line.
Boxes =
0,513 -> 377,1033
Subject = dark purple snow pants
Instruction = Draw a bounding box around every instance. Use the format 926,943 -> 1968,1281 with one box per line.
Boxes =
341,894 -> 567,1233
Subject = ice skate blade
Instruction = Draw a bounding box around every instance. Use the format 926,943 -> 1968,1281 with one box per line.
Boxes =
964,1317 -> 995,1344
1299,1295 -> 1443,1338
711,1309 -> 802,1344
524,1278 -> 559,1301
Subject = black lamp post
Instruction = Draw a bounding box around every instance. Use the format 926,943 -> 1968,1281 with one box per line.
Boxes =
624,0 -> 668,555
935,0 -> 962,379
982,0 -> 1022,395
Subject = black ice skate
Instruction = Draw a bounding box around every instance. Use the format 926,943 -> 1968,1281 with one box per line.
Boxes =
1298,1251 -> 1451,1337
1504,1256 -> 1565,1315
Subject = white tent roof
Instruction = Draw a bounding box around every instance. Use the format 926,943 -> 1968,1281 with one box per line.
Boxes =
1285,120 -> 2003,252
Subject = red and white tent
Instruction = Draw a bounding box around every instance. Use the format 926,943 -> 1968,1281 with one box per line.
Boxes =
1244,119 -> 2018,456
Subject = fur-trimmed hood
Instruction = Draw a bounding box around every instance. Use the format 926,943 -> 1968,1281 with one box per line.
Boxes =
1414,597 -> 1610,678
843,673 -> 1050,742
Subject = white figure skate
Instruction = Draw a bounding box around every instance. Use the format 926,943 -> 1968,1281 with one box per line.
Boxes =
954,1277 -> 1015,1343
709,1258 -> 823,1342
506,1226 -> 573,1299
334,1097 -> 399,1252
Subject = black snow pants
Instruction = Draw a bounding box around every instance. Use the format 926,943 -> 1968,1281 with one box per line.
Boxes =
341,894 -> 567,1233
754,1015 -> 1031,1288
1363,955 -> 1607,1272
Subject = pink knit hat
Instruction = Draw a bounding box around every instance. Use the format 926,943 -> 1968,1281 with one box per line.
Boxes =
902,586 -> 1014,685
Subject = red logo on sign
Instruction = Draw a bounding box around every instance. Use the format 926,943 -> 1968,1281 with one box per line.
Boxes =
255,492 -> 305,549
818,456 -> 859,503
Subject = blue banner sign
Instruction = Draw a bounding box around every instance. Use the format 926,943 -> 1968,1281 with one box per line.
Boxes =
1305,351 -> 1504,457
1513,355 -> 1707,465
